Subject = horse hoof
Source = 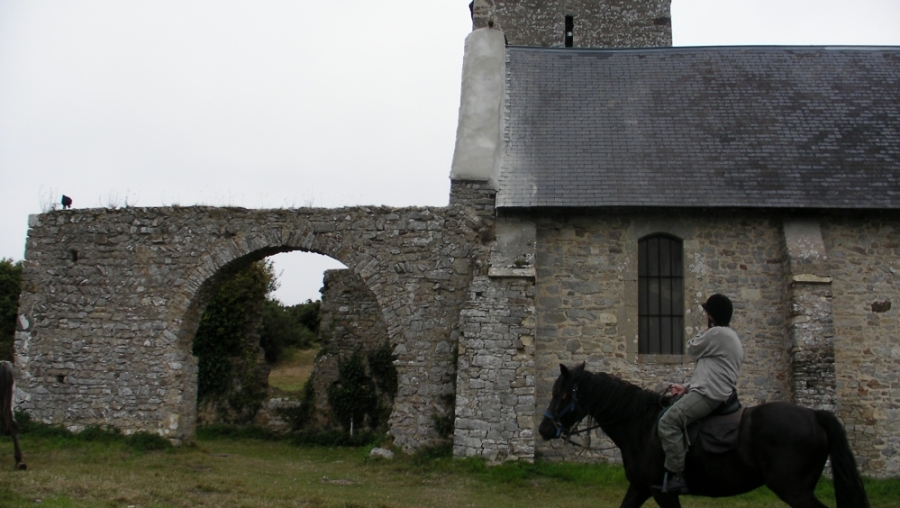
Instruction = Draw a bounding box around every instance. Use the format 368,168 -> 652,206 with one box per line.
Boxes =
15,462 -> 27,470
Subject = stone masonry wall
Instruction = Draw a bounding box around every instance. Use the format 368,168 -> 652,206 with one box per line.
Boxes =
309,269 -> 392,430
531,210 -> 792,462
451,204 -> 897,474
454,275 -> 536,462
15,205 -> 487,450
472,0 -> 672,48
450,180 -> 497,218
823,213 -> 900,476
453,213 -> 541,462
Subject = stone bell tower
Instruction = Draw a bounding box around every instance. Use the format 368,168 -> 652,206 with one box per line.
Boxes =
470,0 -> 672,48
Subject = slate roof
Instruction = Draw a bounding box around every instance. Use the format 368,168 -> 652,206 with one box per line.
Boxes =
497,45 -> 900,209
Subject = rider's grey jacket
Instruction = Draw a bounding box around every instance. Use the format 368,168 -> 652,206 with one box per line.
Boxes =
685,326 -> 743,402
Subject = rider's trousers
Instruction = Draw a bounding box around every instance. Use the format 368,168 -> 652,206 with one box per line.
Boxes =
658,390 -> 719,475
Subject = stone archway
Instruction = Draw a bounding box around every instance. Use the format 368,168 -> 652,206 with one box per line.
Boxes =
15,204 -> 486,449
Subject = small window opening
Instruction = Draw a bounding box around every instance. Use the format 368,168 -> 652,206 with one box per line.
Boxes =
565,15 -> 574,47
70,249 -> 78,262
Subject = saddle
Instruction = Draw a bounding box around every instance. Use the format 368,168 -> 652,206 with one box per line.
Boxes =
685,391 -> 744,455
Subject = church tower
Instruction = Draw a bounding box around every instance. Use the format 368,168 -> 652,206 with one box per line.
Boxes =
471,0 -> 671,48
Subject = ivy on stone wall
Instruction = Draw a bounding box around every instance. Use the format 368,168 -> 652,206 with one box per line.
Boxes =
193,260 -> 274,424
328,351 -> 378,431
279,371 -> 316,431
326,344 -> 397,433
368,342 -> 398,398
0,259 -> 23,362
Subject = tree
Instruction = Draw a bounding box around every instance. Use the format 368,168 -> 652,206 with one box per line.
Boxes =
259,299 -> 320,364
0,259 -> 23,362
292,299 -> 320,335
192,259 -> 276,424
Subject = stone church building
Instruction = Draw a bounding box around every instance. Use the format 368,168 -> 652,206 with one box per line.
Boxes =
14,0 -> 900,477
453,0 -> 899,474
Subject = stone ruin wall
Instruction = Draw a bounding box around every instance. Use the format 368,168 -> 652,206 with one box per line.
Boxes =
14,204 -> 490,451
454,274 -> 536,462
307,269 -> 392,431
254,268 -> 392,433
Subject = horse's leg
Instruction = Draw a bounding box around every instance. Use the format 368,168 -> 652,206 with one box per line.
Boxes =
760,442 -> 828,507
765,466 -> 827,508
619,483 -> 652,508
11,432 -> 26,470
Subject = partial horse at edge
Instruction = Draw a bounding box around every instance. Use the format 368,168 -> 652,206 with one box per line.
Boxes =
0,360 -> 27,470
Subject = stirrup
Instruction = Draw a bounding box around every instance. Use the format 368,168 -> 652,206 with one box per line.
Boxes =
655,471 -> 689,494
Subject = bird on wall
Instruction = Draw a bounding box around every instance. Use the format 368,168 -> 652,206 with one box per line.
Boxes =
61,195 -> 72,209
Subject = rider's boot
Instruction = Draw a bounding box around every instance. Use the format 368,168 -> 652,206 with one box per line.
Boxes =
653,470 -> 689,495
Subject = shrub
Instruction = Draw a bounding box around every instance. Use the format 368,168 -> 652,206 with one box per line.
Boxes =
260,299 -> 320,364
328,352 -> 379,431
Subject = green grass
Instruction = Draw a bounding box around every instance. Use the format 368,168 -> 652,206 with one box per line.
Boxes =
268,345 -> 319,393
0,430 -> 898,507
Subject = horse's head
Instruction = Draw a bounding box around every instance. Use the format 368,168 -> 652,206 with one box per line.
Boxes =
538,363 -> 587,441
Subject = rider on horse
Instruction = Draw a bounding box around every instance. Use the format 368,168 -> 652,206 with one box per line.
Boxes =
656,294 -> 743,494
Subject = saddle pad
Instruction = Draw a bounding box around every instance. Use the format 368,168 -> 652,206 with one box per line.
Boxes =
688,407 -> 745,455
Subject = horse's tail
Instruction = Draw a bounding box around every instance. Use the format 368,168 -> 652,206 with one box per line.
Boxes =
814,410 -> 869,508
0,361 -> 18,436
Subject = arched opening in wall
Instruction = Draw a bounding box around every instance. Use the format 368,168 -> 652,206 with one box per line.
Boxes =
263,251 -> 346,401
189,249 -> 398,440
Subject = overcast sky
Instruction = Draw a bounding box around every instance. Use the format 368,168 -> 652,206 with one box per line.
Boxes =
2,1 -> 899,306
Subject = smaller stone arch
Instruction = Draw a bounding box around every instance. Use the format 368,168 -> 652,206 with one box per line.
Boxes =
166,214 -> 406,441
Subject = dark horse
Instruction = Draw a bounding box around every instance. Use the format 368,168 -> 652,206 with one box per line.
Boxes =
539,364 -> 868,508
0,361 -> 26,470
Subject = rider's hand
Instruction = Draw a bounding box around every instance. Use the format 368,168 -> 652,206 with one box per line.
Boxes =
669,384 -> 687,396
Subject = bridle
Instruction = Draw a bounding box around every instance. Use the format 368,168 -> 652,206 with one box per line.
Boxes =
544,382 -> 580,439
543,382 -> 603,446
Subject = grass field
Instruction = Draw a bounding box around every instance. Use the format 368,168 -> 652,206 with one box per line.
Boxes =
268,346 -> 319,393
1,430 -> 898,508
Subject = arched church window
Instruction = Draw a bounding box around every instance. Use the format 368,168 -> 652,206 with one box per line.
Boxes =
638,234 -> 684,355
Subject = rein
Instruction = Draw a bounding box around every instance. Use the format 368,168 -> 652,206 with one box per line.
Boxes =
561,418 -> 608,451
544,377 -> 672,453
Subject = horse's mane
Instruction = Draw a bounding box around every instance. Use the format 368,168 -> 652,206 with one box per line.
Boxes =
0,361 -> 17,436
573,368 -> 667,430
